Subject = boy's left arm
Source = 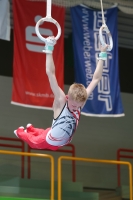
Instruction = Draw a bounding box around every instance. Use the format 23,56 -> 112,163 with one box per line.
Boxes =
86,45 -> 108,98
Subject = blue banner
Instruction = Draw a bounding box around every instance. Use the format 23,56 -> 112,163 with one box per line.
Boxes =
70,5 -> 124,117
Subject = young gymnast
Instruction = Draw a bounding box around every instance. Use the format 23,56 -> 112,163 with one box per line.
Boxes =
14,36 -> 108,150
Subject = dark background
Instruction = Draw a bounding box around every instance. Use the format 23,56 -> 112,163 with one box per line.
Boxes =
0,29 -> 133,94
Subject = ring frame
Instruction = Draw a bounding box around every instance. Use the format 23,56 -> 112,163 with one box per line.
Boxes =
35,17 -> 61,42
99,24 -> 113,51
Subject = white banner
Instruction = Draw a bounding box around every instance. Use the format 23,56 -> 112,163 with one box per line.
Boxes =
0,0 -> 10,41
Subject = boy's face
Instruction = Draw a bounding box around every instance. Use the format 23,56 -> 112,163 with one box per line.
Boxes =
67,95 -> 84,112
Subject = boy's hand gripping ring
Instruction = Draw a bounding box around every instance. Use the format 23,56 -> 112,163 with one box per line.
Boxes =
99,24 -> 113,51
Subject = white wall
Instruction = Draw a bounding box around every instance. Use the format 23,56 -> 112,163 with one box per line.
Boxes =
0,76 -> 132,189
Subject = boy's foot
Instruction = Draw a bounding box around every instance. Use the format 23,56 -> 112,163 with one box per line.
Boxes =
26,123 -> 34,132
26,123 -> 32,128
14,130 -> 18,138
14,126 -> 24,138
43,36 -> 56,54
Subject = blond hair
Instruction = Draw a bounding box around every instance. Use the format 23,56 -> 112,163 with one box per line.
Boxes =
68,83 -> 87,102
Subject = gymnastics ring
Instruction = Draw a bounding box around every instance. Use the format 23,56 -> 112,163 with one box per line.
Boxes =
99,24 -> 113,51
35,0 -> 61,42
35,17 -> 61,42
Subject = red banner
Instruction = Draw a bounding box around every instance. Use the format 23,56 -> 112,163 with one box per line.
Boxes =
11,0 -> 65,109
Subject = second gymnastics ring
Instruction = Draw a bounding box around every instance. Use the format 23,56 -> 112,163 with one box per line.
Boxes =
35,17 -> 61,42
99,24 -> 113,51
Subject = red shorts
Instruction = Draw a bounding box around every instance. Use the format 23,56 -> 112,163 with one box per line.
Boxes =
16,125 -> 59,151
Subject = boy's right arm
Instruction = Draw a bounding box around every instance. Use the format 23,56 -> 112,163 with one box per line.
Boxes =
46,54 -> 66,104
